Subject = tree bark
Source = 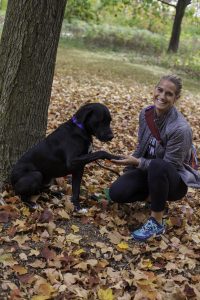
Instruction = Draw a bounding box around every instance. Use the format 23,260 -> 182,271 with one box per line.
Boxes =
0,0 -> 67,186
167,0 -> 191,53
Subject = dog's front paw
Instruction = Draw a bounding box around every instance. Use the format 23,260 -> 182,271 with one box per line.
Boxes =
76,208 -> 88,214
98,150 -> 114,160
73,204 -> 88,215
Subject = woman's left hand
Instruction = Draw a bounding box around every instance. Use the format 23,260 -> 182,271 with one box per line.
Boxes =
111,155 -> 140,167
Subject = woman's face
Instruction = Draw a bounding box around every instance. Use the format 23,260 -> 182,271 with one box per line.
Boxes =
153,79 -> 178,116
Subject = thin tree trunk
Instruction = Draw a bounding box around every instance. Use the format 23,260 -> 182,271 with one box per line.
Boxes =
0,0 -> 67,186
167,0 -> 190,53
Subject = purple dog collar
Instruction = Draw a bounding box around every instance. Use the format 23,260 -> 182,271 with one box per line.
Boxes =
71,116 -> 84,130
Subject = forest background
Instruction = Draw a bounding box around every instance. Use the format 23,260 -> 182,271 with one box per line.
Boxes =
0,0 -> 200,78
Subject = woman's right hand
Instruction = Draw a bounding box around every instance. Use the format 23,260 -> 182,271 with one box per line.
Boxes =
111,155 -> 140,167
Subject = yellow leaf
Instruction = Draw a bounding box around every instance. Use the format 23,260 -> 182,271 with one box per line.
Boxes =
165,218 -> 172,226
71,224 -> 79,233
21,206 -> 30,217
98,288 -> 114,300
142,259 -> 153,269
31,296 -> 50,300
73,248 -> 85,256
117,242 -> 129,250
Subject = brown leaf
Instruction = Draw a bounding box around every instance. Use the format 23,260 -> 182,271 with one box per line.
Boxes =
57,208 -> 70,220
87,275 -> 100,288
29,260 -> 46,268
17,273 -> 35,284
184,284 -> 196,298
169,216 -> 183,227
6,196 -> 19,204
107,230 -> 123,244
40,246 -> 56,261
65,233 -> 82,244
12,264 -> 28,275
0,253 -> 18,267
39,208 -> 53,223
36,282 -> 55,297
9,288 -> 22,300
0,211 -> 9,222
63,273 -> 77,286
12,234 -> 30,246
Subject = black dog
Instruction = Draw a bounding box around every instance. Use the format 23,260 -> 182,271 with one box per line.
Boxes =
11,103 -> 120,210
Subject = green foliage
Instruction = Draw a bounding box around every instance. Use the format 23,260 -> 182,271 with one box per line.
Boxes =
65,0 -> 96,22
85,24 -> 167,54
0,0 -> 8,11
60,20 -> 200,78
64,0 -> 199,37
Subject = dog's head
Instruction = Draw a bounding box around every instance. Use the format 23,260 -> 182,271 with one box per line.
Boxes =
74,103 -> 114,142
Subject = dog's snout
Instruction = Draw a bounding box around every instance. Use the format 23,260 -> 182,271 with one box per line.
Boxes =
97,132 -> 114,142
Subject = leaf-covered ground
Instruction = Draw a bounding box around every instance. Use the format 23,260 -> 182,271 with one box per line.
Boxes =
0,49 -> 200,299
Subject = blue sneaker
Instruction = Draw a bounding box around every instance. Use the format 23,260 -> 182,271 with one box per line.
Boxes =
131,217 -> 165,242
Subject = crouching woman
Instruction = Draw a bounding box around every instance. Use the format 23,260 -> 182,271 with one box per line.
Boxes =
110,74 -> 200,242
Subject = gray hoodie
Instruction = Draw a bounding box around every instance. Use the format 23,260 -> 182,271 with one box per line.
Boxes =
134,106 -> 200,188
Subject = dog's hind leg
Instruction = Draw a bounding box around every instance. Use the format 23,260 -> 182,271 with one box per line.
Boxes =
41,179 -> 64,199
14,171 -> 43,210
20,195 -> 39,210
71,168 -> 84,210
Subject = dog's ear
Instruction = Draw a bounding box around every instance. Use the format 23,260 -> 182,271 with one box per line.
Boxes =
75,103 -> 94,125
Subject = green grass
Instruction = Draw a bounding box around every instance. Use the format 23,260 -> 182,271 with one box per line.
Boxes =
60,21 -> 200,80
56,42 -> 200,95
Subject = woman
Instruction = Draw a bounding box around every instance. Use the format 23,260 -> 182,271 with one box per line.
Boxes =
110,74 -> 200,242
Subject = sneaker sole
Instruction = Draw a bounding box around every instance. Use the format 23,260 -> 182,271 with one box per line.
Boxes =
131,230 -> 165,242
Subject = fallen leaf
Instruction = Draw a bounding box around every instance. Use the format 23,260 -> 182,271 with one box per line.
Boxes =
65,233 -> 82,244
63,273 -> 77,286
31,295 -> 50,300
40,246 -> 56,261
12,234 -> 30,246
117,241 -> 129,251
36,282 -> 55,297
0,211 -> 9,222
12,264 -> 28,275
39,208 -> 54,223
73,248 -> 85,256
29,260 -> 46,268
57,209 -> 70,219
107,231 -> 123,244
71,224 -> 80,233
98,288 -> 114,300
17,273 -> 35,284
0,253 -> 18,267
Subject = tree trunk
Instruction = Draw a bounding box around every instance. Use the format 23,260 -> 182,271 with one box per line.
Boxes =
0,0 -> 67,187
167,0 -> 191,53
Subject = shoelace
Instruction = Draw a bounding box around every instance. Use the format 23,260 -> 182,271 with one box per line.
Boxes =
141,220 -> 159,233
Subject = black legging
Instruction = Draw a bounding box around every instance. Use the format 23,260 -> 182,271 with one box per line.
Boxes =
109,158 -> 188,212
